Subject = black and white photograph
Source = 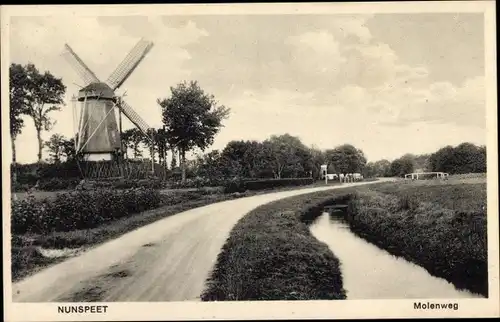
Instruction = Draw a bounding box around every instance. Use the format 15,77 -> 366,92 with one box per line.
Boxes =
2,1 -> 498,320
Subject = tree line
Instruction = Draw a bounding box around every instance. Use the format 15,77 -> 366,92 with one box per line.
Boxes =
191,138 -> 368,182
10,62 -> 487,184
364,142 -> 486,177
10,63 -> 229,183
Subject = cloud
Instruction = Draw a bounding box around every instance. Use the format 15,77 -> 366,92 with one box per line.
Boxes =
8,14 -> 485,164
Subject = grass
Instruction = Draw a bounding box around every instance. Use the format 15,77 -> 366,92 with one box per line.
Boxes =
201,191 -> 348,301
343,178 -> 488,297
202,175 -> 488,299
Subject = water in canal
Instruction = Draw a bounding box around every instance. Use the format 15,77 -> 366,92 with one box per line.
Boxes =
310,212 -> 483,299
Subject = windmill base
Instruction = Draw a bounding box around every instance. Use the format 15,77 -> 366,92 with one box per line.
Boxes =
82,153 -> 114,162
77,159 -> 166,180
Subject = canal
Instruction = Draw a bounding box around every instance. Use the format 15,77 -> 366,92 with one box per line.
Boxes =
310,212 -> 483,299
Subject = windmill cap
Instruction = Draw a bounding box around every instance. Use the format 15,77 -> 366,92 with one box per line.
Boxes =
78,82 -> 115,101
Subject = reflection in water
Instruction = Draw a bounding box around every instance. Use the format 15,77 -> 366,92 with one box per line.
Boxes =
310,212 -> 482,299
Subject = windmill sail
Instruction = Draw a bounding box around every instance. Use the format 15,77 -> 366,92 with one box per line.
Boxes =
106,38 -> 154,91
119,100 -> 152,141
62,44 -> 101,86
63,38 -> 155,163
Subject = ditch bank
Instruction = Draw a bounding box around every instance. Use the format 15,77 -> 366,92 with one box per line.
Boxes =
315,189 -> 488,298
311,211 -> 481,299
202,182 -> 487,301
201,191 -> 349,301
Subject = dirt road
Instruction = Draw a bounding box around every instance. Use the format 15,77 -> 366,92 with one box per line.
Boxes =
12,179 -> 390,302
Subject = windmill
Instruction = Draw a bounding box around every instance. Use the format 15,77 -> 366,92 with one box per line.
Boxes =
62,38 -> 155,179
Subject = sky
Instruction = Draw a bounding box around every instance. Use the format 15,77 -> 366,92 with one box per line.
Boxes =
8,12 -> 486,163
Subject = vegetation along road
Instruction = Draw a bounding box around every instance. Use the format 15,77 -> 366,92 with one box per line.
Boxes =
12,179 -> 392,302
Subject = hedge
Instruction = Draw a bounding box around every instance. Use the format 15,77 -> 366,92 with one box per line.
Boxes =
11,188 -> 161,234
224,177 -> 314,193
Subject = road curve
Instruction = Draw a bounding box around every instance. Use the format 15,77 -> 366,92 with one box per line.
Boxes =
12,179 -> 392,302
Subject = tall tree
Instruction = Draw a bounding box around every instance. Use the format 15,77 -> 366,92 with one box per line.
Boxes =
309,146 -> 327,180
9,63 -> 30,164
158,81 -> 230,182
170,147 -> 178,169
389,154 -> 415,177
22,63 -> 66,162
144,128 -> 158,164
326,144 -> 367,174
44,133 -> 66,163
154,127 -> 169,168
122,128 -> 144,159
196,150 -> 225,182
429,143 -> 486,174
364,159 -> 391,178
262,134 -> 310,179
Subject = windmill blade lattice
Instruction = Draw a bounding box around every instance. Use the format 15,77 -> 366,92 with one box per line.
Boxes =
106,38 -> 154,91
62,44 -> 101,86
119,100 -> 152,138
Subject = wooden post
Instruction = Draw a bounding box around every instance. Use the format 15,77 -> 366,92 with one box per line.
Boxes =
117,97 -> 124,178
151,136 -> 155,174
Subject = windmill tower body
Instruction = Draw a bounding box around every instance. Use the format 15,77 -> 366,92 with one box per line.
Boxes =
77,83 -> 121,161
63,38 -> 155,178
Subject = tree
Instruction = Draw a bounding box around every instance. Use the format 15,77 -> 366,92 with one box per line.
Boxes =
262,134 -> 311,179
144,128 -> 158,164
153,127 -> 169,168
158,81 -> 230,182
389,154 -> 415,177
61,137 -> 76,161
20,63 -> 66,162
44,133 -> 66,163
196,150 -> 225,183
429,143 -> 486,174
122,128 -> 144,159
364,159 -> 391,178
413,154 -> 431,172
9,63 -> 31,164
325,144 -> 367,174
170,147 -> 178,169
309,146 -> 327,180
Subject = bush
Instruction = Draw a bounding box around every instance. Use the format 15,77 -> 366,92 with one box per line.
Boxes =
38,178 -> 80,191
11,188 -> 161,234
223,178 -> 247,193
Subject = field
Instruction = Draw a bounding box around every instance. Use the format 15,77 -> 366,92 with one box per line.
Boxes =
203,175 -> 488,299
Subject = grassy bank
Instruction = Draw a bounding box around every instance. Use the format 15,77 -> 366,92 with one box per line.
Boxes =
201,191 -> 348,301
11,189 -> 246,282
202,177 -> 487,300
343,179 -> 488,297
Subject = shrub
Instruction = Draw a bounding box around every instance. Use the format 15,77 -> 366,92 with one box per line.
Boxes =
223,177 -> 314,193
223,178 -> 247,193
38,178 -> 79,191
11,188 -> 161,234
